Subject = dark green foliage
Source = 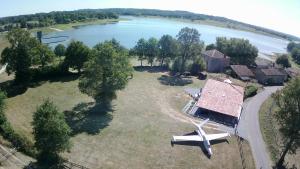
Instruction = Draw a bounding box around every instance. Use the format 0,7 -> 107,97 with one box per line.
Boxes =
132,38 -> 147,66
32,43 -> 55,67
54,44 -> 66,57
291,47 -> 300,64
177,27 -> 204,73
216,37 -> 258,66
145,37 -> 159,67
32,99 -> 71,165
189,57 -> 206,75
205,43 -> 216,50
0,28 -> 40,85
171,57 -> 183,73
0,91 -> 36,157
79,40 -> 133,105
287,42 -> 300,52
244,85 -> 258,98
158,35 -> 179,66
273,78 -> 300,167
276,54 -> 291,68
64,41 -> 90,73
0,10 -> 118,32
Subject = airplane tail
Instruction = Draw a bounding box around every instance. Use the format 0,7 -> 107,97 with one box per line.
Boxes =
190,118 -> 209,129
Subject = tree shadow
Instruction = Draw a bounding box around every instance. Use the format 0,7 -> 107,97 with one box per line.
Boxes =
133,66 -> 169,73
64,102 -> 113,136
0,73 -> 80,98
158,74 -> 193,86
170,131 -> 229,159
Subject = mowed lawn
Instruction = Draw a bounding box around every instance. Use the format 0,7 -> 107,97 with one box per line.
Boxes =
259,97 -> 299,168
3,69 -> 254,169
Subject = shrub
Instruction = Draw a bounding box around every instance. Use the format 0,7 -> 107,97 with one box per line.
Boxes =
189,57 -> 206,75
276,54 -> 291,68
245,85 -> 258,98
31,63 -> 71,81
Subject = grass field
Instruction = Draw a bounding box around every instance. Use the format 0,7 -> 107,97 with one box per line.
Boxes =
0,34 -> 9,54
1,66 -> 255,168
259,97 -> 299,168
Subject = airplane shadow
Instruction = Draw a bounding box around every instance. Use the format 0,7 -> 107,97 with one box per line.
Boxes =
170,131 -> 229,159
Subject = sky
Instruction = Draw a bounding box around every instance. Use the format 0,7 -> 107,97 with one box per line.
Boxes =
0,0 -> 299,37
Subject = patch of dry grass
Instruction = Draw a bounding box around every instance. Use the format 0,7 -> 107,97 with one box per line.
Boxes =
259,97 -> 300,168
1,67 -> 254,168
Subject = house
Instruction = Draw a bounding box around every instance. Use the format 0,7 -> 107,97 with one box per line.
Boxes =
195,79 -> 244,126
230,65 -> 255,81
255,68 -> 287,84
202,49 -> 230,73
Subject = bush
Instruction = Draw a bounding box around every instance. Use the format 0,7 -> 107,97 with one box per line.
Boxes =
31,63 -> 71,81
245,85 -> 258,98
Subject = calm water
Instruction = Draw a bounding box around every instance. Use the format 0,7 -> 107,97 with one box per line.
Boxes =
43,16 -> 289,59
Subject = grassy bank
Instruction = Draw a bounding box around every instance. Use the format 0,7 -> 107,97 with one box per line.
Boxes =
259,97 -> 299,168
1,63 -> 254,168
30,18 -> 126,34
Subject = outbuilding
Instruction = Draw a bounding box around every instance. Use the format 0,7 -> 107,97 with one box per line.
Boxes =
255,68 -> 287,85
202,49 -> 230,73
230,65 -> 255,81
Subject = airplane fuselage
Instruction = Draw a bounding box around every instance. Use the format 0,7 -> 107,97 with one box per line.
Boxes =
196,128 -> 212,156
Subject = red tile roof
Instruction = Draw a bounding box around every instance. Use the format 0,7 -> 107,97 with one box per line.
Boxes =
197,79 -> 244,118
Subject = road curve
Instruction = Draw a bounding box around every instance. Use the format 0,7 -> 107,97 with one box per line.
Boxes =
238,86 -> 282,169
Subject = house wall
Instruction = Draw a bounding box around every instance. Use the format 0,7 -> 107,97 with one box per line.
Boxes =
203,55 -> 230,73
255,70 -> 285,84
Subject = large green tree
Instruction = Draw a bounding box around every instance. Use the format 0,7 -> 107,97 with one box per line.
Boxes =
0,28 -> 39,84
64,41 -> 90,73
177,27 -> 203,73
216,37 -> 258,66
145,37 -> 159,67
276,54 -> 291,68
158,35 -> 178,66
32,44 -> 55,67
32,99 -> 71,166
287,42 -> 300,52
291,47 -> 300,64
132,38 -> 147,66
79,40 -> 133,106
54,44 -> 66,57
273,78 -> 300,167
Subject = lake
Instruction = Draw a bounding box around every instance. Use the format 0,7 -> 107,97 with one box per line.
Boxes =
43,16 -> 289,60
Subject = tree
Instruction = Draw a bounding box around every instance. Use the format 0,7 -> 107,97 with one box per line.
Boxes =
177,27 -> 203,73
31,44 -> 55,67
79,40 -> 133,106
158,35 -> 178,66
64,41 -> 90,73
54,44 -> 66,57
132,38 -> 147,66
145,37 -> 159,67
205,43 -> 216,50
32,99 -> 71,166
287,42 -> 300,52
189,57 -> 206,75
0,28 -> 39,84
216,37 -> 258,66
273,78 -> 300,167
291,48 -> 300,64
276,54 -> 291,68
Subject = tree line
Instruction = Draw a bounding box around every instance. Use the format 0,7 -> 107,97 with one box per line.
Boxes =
0,10 -> 118,32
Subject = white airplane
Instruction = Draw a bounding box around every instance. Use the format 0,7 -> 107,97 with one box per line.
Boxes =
172,119 -> 230,156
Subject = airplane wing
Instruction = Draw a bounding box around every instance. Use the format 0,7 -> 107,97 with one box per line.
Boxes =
173,135 -> 203,142
205,133 -> 230,141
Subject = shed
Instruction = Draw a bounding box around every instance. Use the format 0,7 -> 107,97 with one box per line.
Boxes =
230,65 -> 254,81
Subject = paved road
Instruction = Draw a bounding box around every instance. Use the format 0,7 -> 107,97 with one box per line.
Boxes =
237,86 -> 282,169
